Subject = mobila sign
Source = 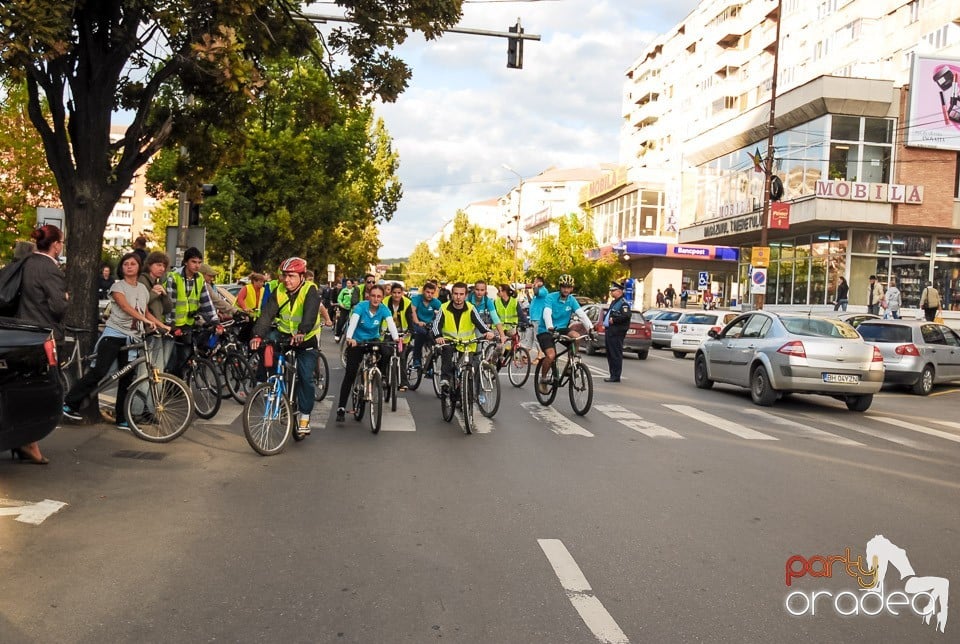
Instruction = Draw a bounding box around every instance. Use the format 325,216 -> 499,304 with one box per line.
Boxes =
815,181 -> 923,204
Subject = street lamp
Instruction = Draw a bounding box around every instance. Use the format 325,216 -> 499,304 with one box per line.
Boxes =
503,164 -> 523,283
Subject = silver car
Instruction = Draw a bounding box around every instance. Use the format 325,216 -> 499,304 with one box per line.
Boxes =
693,311 -> 885,411
856,320 -> 960,395
647,309 -> 685,348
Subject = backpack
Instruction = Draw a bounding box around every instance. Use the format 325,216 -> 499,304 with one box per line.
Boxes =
0,256 -> 27,317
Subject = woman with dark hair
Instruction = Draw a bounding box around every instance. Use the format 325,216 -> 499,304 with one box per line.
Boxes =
12,225 -> 69,463
62,252 -> 165,429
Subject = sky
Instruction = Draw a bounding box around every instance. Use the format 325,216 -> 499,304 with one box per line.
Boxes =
307,0 -> 701,259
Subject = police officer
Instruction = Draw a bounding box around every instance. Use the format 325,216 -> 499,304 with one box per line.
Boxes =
602,281 -> 632,383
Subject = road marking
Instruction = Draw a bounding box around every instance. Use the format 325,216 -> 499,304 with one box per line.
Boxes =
538,539 -> 630,644
664,404 -> 778,440
312,399 -> 333,425
806,415 -> 930,451
0,498 -> 68,525
382,397 -> 416,431
932,419 -> 960,431
870,416 -> 960,444
204,403 -> 244,426
521,402 -> 593,437
740,408 -> 863,446
595,404 -> 684,439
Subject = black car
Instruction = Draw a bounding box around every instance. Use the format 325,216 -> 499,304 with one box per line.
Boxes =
0,317 -> 63,452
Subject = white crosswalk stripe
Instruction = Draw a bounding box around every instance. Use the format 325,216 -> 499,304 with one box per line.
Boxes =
870,415 -> 960,444
739,408 -> 863,446
521,402 -> 594,437
204,403 -> 243,426
595,404 -> 684,439
381,397 -> 416,432
665,404 -> 778,440
805,414 -> 931,451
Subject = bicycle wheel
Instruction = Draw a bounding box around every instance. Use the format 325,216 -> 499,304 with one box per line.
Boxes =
223,351 -> 255,405
477,361 -> 500,418
242,382 -> 293,456
507,346 -> 531,388
569,361 -> 593,416
126,373 -> 194,443
184,358 -> 222,419
352,373 -> 366,422
314,351 -> 329,402
460,367 -> 475,435
368,370 -> 383,434
389,357 -> 400,412
534,361 -> 559,406
440,388 -> 455,422
402,345 -> 423,391
213,354 -> 232,399
431,349 -> 444,398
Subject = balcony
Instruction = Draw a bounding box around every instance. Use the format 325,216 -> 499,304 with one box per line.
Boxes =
631,100 -> 661,129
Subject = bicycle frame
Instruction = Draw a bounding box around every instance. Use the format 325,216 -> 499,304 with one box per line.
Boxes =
261,343 -> 298,421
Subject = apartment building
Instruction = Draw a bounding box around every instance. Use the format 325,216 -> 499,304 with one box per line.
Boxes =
104,125 -> 158,250
618,0 -> 960,312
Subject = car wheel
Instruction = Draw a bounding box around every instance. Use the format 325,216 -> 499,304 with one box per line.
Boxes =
586,342 -> 598,356
693,353 -> 713,390
750,364 -> 777,406
672,350 -> 686,359
637,350 -> 649,360
911,365 -> 935,396
845,394 -> 873,412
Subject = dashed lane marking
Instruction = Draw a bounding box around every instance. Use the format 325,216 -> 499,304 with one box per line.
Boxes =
594,404 -> 684,439
664,404 -> 778,440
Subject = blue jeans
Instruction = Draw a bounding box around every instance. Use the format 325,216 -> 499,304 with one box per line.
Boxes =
260,331 -> 317,416
410,324 -> 432,364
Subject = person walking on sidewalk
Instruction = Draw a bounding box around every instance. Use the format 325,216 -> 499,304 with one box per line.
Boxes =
867,275 -> 884,316
919,281 -> 941,322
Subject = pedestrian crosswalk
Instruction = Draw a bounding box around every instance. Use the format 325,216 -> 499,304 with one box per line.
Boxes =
193,392 -> 960,455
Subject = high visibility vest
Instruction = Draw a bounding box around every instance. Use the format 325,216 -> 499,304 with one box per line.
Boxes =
440,301 -> 479,345
494,296 -> 519,326
384,296 -> 411,333
276,282 -> 320,340
239,284 -> 262,319
169,270 -> 203,327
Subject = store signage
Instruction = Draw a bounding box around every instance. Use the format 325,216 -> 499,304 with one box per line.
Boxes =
671,245 -> 711,258
579,166 -> 629,203
715,198 -> 754,219
814,181 -> 923,204
770,202 -> 791,229
750,246 -> 770,268
702,213 -> 763,239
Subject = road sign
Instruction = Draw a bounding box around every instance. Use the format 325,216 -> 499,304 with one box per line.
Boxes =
751,246 -> 770,268
751,268 -> 768,294
0,498 -> 68,525
698,271 -> 709,289
327,263 -> 336,284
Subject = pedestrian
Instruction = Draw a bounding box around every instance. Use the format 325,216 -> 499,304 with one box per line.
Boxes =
602,282 -> 631,383
680,288 -> 689,309
833,276 -> 849,312
138,251 -> 174,369
664,283 -> 676,307
919,281 -> 941,322
703,290 -> 714,310
883,278 -> 901,319
131,235 -> 148,265
97,263 -> 115,300
867,275 -> 884,316
656,289 -> 665,307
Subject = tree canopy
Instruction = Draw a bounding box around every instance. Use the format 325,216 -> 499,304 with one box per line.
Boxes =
403,212 -> 514,285
526,213 -> 621,299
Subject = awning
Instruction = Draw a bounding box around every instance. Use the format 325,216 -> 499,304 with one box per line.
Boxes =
614,240 -> 739,262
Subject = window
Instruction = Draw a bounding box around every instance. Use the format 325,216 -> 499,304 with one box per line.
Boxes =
908,0 -> 919,23
742,315 -> 771,339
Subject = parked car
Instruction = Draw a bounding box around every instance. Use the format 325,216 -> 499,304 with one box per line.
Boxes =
669,311 -> 740,358
832,312 -> 881,329
648,309 -> 685,348
581,304 -> 652,359
0,318 -> 63,451
856,319 -> 960,395
693,311 -> 884,411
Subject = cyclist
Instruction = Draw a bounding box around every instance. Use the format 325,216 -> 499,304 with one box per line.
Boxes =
495,283 -> 529,358
236,273 -> 266,320
334,278 -> 355,341
336,283 -> 401,422
249,257 -> 322,436
537,274 -> 595,388
466,280 -> 507,345
408,280 -> 442,371
433,282 -> 495,393
166,247 -> 218,375
527,275 -> 549,360
386,282 -> 413,388
351,273 -> 376,308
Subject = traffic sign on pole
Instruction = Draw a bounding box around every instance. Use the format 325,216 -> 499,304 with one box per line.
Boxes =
698,271 -> 709,289
751,268 -> 768,294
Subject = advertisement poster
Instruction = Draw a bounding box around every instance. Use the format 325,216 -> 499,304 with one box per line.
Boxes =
906,55 -> 960,151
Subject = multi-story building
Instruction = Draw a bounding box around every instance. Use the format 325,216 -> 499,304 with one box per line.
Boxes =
105,125 -> 158,250
619,0 -> 960,313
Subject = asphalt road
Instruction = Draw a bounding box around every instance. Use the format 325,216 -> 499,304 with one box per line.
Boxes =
2,335 -> 959,644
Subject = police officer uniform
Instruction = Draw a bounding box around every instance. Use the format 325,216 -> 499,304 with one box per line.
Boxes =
603,282 -> 631,383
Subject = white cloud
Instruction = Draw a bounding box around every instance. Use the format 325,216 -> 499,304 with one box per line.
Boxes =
342,0 -> 701,258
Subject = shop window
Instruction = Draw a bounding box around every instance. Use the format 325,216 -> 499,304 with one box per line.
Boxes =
876,258 -> 929,309
831,115 -> 860,141
935,236 -> 960,258
829,143 -> 859,180
863,118 -> 893,144
934,262 -> 960,311
860,145 -> 891,183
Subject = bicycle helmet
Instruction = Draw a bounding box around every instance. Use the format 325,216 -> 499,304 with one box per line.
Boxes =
558,274 -> 575,287
280,257 -> 307,274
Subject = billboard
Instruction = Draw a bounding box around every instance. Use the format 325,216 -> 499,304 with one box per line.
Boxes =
906,55 -> 960,151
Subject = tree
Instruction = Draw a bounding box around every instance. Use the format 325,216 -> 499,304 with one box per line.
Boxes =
403,212 -> 514,285
404,241 -> 440,284
527,214 -> 620,300
0,81 -> 58,261
0,0 -> 464,332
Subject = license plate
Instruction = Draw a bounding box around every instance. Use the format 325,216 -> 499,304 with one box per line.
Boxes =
627,329 -> 637,335
683,339 -> 700,345
822,373 -> 860,384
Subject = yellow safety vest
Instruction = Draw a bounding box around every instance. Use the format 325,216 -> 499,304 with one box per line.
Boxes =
169,270 -> 203,327
494,296 -> 519,326
383,296 -> 411,333
276,282 -> 320,340
239,284 -> 262,319
440,301 -> 479,346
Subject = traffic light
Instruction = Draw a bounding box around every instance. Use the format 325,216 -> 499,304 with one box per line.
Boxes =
188,201 -> 201,226
507,21 -> 524,69
187,184 -> 217,226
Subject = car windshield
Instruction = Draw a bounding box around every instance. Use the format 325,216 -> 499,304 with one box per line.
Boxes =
780,316 -> 859,339
678,313 -> 718,325
857,324 -> 913,343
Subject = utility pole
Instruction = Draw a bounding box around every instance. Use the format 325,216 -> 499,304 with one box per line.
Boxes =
503,164 -> 524,283
754,0 -> 782,311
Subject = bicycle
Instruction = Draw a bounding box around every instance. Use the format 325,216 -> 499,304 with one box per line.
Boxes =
474,338 -> 501,418
401,330 -> 436,392
242,339 -> 312,455
198,317 -> 256,405
534,331 -> 594,416
482,325 -> 531,388
436,338 -> 480,434
170,321 -> 224,420
59,326 -> 116,420
65,331 -> 195,442
383,338 -> 404,413
348,341 -> 395,434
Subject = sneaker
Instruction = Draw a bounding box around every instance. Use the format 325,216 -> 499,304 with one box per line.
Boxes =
62,405 -> 82,421
336,407 -> 345,422
439,379 -> 451,393
116,420 -> 131,430
412,360 -> 421,369
297,414 -> 311,436
334,335 -> 341,343
478,393 -> 487,405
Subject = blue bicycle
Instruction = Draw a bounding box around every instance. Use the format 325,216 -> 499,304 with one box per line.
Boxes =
242,340 -> 307,455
